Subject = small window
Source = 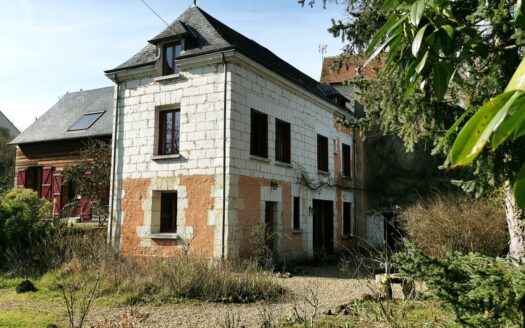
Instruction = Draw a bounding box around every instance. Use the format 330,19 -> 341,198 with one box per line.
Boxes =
275,119 -> 291,163
250,109 -> 268,158
163,41 -> 183,75
342,143 -> 351,177
158,109 -> 181,155
317,134 -> 329,172
160,192 -> 177,233
343,202 -> 353,236
69,112 -> 105,131
293,197 -> 300,230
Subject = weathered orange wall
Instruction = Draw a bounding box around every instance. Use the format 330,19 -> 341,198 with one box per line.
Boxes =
119,175 -> 216,258
235,175 -> 303,259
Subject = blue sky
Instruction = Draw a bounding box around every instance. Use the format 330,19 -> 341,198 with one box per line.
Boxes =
0,0 -> 346,131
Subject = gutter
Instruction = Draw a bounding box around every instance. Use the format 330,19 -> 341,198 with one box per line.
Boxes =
220,52 -> 228,260
108,78 -> 121,247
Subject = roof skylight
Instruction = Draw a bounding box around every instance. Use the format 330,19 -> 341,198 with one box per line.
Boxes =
68,111 -> 105,131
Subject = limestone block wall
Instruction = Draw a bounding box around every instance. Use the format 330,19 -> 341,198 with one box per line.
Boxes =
226,62 -> 365,259
112,63 -> 232,258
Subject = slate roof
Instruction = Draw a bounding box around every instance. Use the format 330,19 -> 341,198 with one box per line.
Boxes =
0,111 -> 20,140
106,5 -> 344,106
11,87 -> 114,145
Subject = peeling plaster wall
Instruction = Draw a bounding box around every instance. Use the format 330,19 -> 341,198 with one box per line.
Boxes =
111,62 -> 233,258
227,62 -> 366,259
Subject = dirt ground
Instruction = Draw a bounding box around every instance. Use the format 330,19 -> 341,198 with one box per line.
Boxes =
87,266 -> 402,328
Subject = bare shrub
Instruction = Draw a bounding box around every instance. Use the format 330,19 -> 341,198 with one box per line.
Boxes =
400,194 -> 508,257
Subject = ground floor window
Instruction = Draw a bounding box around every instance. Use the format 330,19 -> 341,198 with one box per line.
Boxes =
343,202 -> 353,236
293,197 -> 300,230
160,192 -> 178,233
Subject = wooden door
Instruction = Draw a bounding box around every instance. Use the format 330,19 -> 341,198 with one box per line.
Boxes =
313,200 -> 334,254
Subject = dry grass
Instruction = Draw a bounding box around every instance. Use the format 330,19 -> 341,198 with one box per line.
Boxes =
400,194 -> 508,258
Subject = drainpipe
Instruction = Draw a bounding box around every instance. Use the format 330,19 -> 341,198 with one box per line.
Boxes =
221,52 -> 228,260
352,127 -> 358,237
108,79 -> 121,247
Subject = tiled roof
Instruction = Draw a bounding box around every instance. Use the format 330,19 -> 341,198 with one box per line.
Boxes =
106,5 -> 343,106
11,87 -> 114,145
320,56 -> 384,84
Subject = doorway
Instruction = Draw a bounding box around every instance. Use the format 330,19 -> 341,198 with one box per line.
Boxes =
264,201 -> 278,257
312,200 -> 334,254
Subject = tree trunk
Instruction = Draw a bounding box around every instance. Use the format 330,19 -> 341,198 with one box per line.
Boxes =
504,181 -> 525,260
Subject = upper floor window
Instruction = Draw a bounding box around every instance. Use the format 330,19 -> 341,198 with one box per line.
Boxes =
163,41 -> 183,76
158,109 -> 180,155
317,134 -> 328,172
342,143 -> 352,177
250,109 -> 268,158
275,119 -> 291,163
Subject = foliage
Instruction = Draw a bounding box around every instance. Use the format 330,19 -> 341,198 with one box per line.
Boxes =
395,243 -> 525,327
62,139 -> 111,223
400,194 -> 508,257
365,0 -> 525,205
0,127 -> 15,193
0,188 -> 53,269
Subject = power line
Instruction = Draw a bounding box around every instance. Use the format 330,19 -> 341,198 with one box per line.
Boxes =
138,0 -> 171,28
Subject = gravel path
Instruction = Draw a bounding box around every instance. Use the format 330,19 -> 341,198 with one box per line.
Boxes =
89,266 -> 391,328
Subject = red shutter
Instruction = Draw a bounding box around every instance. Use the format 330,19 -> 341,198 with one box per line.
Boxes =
80,196 -> 91,220
52,171 -> 62,217
41,167 -> 53,201
16,168 -> 26,188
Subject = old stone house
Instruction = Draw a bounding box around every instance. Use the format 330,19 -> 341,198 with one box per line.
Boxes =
105,4 -> 367,260
10,87 -> 113,218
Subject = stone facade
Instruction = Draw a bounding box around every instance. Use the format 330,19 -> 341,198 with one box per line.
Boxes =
109,51 -> 367,260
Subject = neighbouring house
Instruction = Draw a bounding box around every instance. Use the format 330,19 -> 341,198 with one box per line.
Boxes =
10,87 -> 114,219
0,110 -> 20,140
105,4 -> 367,260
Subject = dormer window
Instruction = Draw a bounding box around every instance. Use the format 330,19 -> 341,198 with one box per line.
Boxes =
163,41 -> 183,76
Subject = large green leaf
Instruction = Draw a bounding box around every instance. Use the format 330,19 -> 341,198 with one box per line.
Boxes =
365,34 -> 400,66
514,112 -> 525,140
432,62 -> 452,100
382,0 -> 400,13
506,56 -> 525,92
410,0 -> 425,26
491,95 -> 525,148
412,24 -> 429,56
415,51 -> 429,74
448,91 -> 520,168
515,163 -> 525,208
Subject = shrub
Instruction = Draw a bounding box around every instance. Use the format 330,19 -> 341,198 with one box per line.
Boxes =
0,188 -> 53,269
395,243 -> 525,327
400,194 -> 508,257
41,230 -> 283,305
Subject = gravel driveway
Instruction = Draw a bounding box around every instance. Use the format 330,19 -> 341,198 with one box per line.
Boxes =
89,266 -> 387,328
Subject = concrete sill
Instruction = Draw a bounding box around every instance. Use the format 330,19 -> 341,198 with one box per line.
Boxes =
250,155 -> 270,163
154,74 -> 182,83
341,234 -> 354,240
151,154 -> 181,161
275,161 -> 292,168
318,170 -> 330,176
291,229 -> 302,234
147,233 -> 179,240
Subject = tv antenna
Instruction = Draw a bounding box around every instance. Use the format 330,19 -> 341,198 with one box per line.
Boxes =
319,44 -> 328,60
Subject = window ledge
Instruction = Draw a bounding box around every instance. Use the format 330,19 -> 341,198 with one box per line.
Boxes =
154,74 -> 183,83
318,170 -> 330,176
250,155 -> 270,163
341,234 -> 354,240
151,154 -> 182,161
275,161 -> 292,168
291,229 -> 302,234
147,233 -> 179,240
